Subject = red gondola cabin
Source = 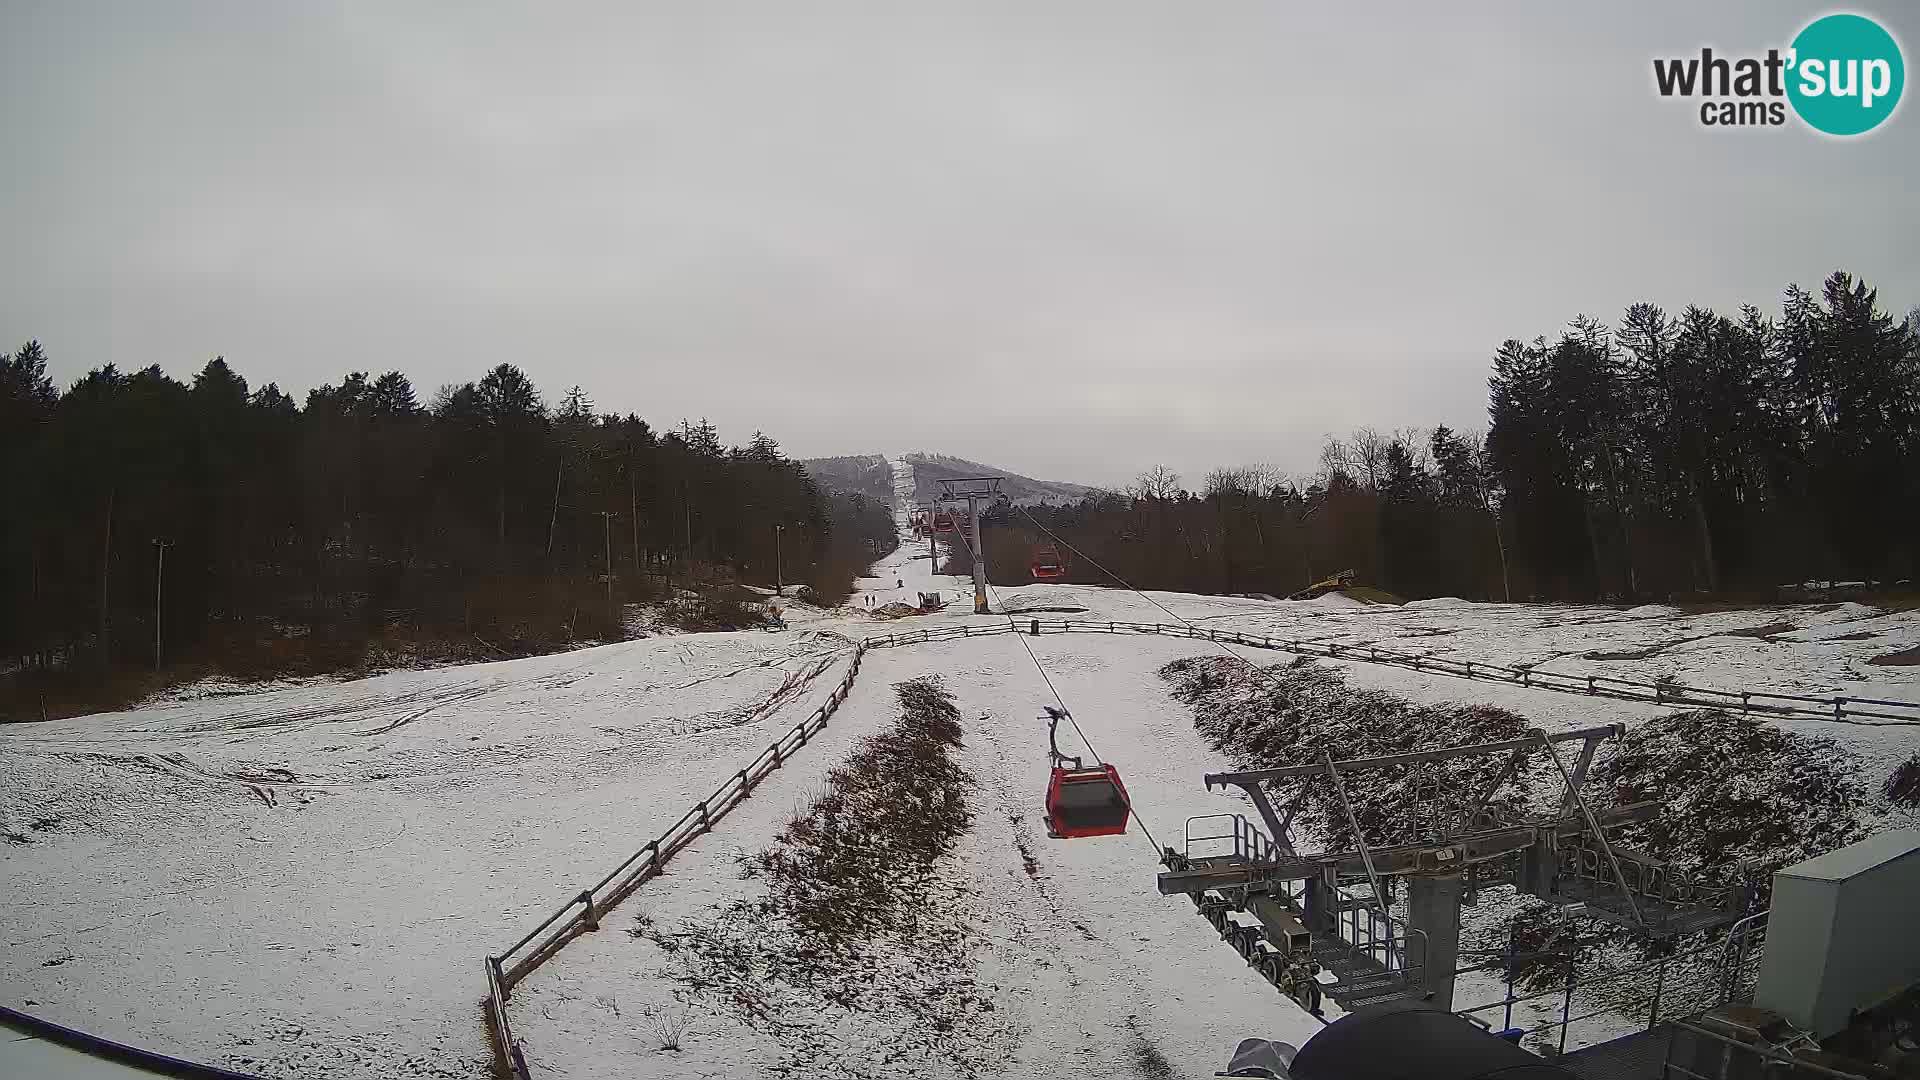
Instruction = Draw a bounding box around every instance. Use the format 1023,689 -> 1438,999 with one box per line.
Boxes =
1040,707 -> 1131,838
1030,546 -> 1067,580
1045,762 -> 1131,838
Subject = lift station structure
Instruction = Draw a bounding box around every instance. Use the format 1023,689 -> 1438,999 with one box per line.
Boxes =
1158,724 -> 1760,1017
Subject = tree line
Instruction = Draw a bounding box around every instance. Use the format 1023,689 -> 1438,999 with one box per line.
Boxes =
970,271 -> 1918,602
1,351 -> 890,716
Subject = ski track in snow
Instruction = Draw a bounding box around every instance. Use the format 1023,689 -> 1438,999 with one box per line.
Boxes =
1,455 -> 1916,1078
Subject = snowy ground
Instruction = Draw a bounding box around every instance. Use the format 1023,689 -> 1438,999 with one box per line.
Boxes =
1,631 -> 861,1078
4,453 -> 1918,1078
506,631 -> 1329,1079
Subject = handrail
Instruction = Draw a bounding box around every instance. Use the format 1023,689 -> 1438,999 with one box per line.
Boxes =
1667,1021 -> 1873,1080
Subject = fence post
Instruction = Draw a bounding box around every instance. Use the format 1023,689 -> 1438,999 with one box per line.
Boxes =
1030,619 -> 1040,636
1464,661 -> 1474,678
1559,953 -> 1575,1055
1833,697 -> 1845,720
697,800 -> 711,832
580,890 -> 599,931
1740,692 -> 1750,714
770,742 -> 784,767
1521,668 -> 1530,688
489,955 -> 510,1000
1587,676 -> 1596,695
736,767 -> 751,793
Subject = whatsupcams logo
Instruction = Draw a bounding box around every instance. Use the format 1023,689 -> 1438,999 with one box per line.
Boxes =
1653,12 -> 1904,135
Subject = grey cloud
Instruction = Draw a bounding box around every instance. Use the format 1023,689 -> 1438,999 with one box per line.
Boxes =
5,1 -> 1913,487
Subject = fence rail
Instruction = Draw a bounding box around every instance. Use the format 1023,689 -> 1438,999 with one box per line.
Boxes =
865,618 -> 1920,726
479,613 -> 1913,1078
481,643 -> 868,1080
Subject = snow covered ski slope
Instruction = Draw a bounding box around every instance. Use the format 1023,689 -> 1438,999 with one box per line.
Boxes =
3,455 -> 1917,1078
1,632 -> 864,1078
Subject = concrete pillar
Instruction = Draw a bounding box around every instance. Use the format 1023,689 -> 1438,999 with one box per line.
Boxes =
1408,873 -> 1465,1011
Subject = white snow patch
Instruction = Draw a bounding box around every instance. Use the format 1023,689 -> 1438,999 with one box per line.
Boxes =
1623,604 -> 1681,619
1305,592 -> 1370,608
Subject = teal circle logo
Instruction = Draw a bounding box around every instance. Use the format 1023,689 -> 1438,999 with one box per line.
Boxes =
1787,13 -> 1904,136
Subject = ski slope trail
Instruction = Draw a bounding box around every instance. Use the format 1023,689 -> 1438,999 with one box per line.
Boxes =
505,633 -> 1325,1079
887,455 -> 916,532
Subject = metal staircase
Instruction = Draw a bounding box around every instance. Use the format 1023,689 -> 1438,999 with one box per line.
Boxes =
1164,815 -> 1430,1014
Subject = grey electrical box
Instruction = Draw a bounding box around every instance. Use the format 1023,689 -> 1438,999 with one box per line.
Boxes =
1754,829 -> 1920,1038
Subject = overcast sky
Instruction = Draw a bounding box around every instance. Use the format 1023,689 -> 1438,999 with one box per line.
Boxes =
4,3 -> 1914,489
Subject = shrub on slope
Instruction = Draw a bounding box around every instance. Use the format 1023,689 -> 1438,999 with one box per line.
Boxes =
1161,656 -> 1870,878
749,676 -> 974,943
1160,655 -> 1537,849
1596,710 -> 1868,874
643,677 -> 1011,1077
1885,755 -> 1920,808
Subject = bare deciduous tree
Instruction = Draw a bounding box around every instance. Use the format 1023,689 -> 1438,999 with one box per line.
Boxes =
1128,465 -> 1183,502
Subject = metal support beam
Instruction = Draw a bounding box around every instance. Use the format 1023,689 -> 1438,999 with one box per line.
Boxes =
1156,803 -> 1659,896
1207,724 -> 1622,788
1555,733 -> 1603,820
1234,780 -> 1292,857
968,497 -> 987,614
1303,874 -> 1333,938
1323,751 -> 1396,967
1537,730 -> 1645,929
1274,778 -> 1312,858
936,476 -> 1001,617
1210,776 -> 1307,858
1408,874 -> 1464,1010
1462,746 -> 1530,830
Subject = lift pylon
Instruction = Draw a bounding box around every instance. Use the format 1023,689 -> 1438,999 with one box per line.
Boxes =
936,476 -> 1001,614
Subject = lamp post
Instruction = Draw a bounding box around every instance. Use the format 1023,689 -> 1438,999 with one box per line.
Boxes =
151,538 -> 173,671
774,523 -> 785,597
1297,497 -> 1324,589
598,511 -> 618,628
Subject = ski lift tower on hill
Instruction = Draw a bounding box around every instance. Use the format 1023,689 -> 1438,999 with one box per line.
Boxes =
937,475 -> 1002,615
